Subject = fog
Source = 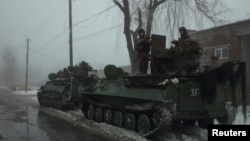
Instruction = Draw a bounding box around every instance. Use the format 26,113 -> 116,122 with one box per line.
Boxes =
0,0 -> 250,86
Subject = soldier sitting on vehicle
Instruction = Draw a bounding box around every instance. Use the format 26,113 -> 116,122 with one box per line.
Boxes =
171,27 -> 191,48
164,27 -> 202,74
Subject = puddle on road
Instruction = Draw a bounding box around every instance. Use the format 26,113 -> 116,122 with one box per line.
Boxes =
0,106 -> 50,141
37,110 -> 114,141
0,104 -> 115,141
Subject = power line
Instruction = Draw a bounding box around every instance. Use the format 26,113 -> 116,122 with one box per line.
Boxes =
74,24 -> 123,42
31,24 -> 122,57
30,42 -> 68,61
30,5 -> 117,56
75,14 -> 101,28
30,50 -> 67,64
30,0 -> 66,37
47,42 -> 68,55
73,5 -> 116,27
30,29 -> 68,54
26,42 -> 65,63
29,24 -> 123,62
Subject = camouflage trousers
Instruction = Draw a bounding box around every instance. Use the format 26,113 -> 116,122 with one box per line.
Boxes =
136,53 -> 150,74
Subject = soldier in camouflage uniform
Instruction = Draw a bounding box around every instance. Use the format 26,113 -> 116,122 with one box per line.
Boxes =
168,27 -> 202,74
171,27 -> 191,48
135,28 -> 151,74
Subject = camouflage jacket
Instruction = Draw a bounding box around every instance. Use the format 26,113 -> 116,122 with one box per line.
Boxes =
136,37 -> 151,53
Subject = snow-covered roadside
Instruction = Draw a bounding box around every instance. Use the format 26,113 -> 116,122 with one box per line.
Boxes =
12,87 -> 38,96
11,87 -> 39,102
15,87 -> 250,125
11,88 -> 250,141
233,106 -> 250,125
11,88 -> 148,140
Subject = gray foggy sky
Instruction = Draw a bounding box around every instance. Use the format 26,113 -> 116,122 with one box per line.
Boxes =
0,0 -> 250,82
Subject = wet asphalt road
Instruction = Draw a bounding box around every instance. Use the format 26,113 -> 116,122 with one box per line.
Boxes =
0,88 -> 116,141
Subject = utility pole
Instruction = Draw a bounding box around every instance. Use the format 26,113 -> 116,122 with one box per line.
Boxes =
25,38 -> 29,92
69,0 -> 73,66
11,56 -> 15,86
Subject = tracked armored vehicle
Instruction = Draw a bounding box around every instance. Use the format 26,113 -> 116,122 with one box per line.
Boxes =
37,34 -> 247,138
37,61 -> 96,109
79,35 -> 247,138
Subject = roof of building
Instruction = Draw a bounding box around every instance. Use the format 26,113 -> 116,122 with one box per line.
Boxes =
190,18 -> 250,35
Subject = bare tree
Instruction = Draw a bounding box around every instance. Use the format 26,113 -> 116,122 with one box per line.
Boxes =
113,0 -> 230,72
0,47 -> 17,87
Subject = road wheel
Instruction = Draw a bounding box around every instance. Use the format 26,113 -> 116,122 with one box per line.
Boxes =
124,113 -> 136,131
87,105 -> 95,120
95,107 -> 103,122
48,98 -> 52,107
51,99 -> 56,108
40,96 -> 45,106
113,111 -> 123,127
104,109 -> 112,124
49,99 -> 53,107
56,99 -> 62,109
44,97 -> 49,107
137,114 -> 150,135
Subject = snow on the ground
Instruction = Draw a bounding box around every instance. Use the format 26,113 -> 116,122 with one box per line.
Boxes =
65,109 -> 148,141
12,87 -> 38,95
92,122 -> 148,141
56,107 -> 250,141
10,85 -> 250,125
10,87 -> 250,141
233,106 -> 250,125
11,87 -> 39,102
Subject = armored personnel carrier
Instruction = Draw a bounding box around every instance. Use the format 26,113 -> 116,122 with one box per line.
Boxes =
37,61 -> 96,109
37,34 -> 246,138
79,35 -> 247,137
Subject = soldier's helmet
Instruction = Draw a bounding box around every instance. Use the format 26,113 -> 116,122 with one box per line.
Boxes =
179,27 -> 187,32
138,28 -> 145,34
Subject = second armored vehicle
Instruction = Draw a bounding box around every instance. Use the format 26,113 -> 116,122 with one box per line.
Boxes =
37,61 -> 96,109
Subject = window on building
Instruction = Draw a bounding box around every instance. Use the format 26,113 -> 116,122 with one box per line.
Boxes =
215,47 -> 228,59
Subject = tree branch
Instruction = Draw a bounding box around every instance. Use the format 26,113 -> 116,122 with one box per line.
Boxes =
113,0 -> 124,13
194,0 -> 226,23
149,0 -> 166,10
137,8 -> 143,30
